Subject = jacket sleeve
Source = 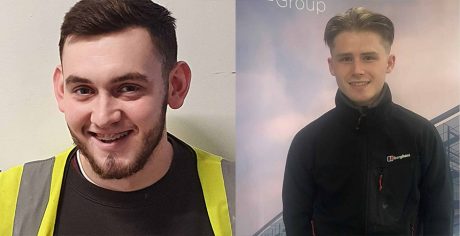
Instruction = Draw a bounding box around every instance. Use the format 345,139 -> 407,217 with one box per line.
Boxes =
419,124 -> 453,235
282,131 -> 315,236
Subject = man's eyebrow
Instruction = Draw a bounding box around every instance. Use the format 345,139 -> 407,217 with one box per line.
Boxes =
361,52 -> 379,56
65,75 -> 92,85
334,53 -> 352,58
112,72 -> 149,84
334,52 -> 379,58
65,73 -> 149,85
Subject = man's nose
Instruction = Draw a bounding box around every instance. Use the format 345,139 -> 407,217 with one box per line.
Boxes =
352,60 -> 365,75
90,95 -> 121,128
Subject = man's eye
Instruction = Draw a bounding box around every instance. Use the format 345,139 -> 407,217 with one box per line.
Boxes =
362,56 -> 377,61
73,87 -> 94,95
119,84 -> 141,93
339,57 -> 352,62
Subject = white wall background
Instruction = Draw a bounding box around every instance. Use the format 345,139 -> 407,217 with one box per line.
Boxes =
0,0 -> 235,170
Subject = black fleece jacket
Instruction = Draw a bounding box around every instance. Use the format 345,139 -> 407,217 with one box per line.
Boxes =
282,85 -> 453,235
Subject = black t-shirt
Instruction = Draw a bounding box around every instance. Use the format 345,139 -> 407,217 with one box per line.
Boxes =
54,134 -> 214,236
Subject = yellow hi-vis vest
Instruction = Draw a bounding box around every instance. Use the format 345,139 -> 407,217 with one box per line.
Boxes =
0,147 -> 234,236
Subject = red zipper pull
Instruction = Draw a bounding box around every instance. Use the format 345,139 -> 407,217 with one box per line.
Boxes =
378,174 -> 383,192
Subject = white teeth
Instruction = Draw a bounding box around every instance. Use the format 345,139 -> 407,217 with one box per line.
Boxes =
96,131 -> 129,142
349,81 -> 369,86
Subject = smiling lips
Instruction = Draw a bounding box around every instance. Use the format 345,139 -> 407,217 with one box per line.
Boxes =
90,131 -> 131,143
349,81 -> 370,87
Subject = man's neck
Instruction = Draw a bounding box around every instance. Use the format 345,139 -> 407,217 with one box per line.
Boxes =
340,83 -> 388,110
79,134 -> 173,192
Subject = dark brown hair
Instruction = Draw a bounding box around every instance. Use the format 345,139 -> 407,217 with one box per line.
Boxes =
59,0 -> 177,77
324,7 -> 394,51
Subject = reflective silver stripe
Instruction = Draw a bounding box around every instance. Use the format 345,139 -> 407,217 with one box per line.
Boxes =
13,157 -> 55,236
221,159 -> 235,232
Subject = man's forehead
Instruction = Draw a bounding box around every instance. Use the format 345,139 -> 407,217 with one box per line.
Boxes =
330,30 -> 391,54
60,27 -> 165,85
62,27 -> 159,57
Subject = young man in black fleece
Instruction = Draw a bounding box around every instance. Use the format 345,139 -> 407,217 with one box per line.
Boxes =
282,7 -> 452,235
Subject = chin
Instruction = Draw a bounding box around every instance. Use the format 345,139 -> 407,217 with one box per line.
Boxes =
92,152 -> 146,179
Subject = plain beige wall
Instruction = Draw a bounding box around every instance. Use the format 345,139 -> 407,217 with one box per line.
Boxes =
0,0 -> 235,170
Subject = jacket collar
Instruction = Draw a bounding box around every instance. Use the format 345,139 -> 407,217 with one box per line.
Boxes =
335,83 -> 393,131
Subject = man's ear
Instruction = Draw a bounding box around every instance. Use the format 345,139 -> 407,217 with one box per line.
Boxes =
53,65 -> 66,112
386,54 -> 396,73
167,61 -> 191,109
328,57 -> 336,76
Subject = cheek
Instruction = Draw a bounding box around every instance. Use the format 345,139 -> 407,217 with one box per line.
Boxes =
334,66 -> 351,77
63,100 -> 91,130
64,113 -> 84,134
123,98 -> 165,124
335,71 -> 350,84
375,63 -> 390,74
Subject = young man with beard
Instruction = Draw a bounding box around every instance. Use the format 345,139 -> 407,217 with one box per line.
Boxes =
0,0 -> 233,235
282,7 -> 452,235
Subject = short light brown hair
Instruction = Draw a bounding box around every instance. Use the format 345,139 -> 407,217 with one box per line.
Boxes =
324,7 -> 394,51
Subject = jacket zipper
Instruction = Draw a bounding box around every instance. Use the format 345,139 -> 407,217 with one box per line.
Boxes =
363,132 -> 369,233
355,107 -> 368,130
311,220 -> 316,236
357,107 -> 369,233
355,113 -> 366,130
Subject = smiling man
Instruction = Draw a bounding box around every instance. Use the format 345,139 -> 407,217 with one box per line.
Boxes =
0,1 -> 233,235
282,7 -> 452,235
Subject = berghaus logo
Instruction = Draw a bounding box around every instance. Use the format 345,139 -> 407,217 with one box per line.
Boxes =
387,154 -> 411,162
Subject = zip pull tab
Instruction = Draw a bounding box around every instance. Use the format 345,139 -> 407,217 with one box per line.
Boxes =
355,107 -> 368,130
355,115 -> 364,130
